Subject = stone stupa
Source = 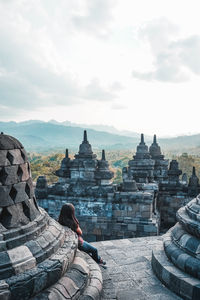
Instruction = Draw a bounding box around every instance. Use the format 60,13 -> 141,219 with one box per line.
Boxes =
152,193 -> 200,299
0,133 -> 102,300
128,134 -> 155,183
149,134 -> 168,182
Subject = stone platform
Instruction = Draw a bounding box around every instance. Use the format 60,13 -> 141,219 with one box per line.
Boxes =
152,236 -> 200,300
92,236 -> 182,300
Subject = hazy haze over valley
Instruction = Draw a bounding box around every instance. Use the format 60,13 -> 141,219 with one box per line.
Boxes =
1,120 -> 200,153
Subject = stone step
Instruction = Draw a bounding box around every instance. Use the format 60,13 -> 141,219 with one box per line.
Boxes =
32,250 -> 103,300
164,233 -> 200,280
0,227 -> 78,299
152,243 -> 200,300
1,209 -> 48,244
0,214 -> 68,280
177,207 -> 200,238
171,223 -> 200,260
185,199 -> 200,221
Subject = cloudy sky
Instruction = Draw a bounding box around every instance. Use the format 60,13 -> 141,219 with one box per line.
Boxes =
0,0 -> 200,136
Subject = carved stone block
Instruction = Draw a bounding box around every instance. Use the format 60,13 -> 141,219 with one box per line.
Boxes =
8,149 -> 24,165
20,163 -> 30,182
0,151 -> 10,167
0,186 -> 14,207
2,166 -> 18,185
13,182 -> 29,204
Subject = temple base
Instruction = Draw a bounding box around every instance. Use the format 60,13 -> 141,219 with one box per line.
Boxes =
152,236 -> 200,300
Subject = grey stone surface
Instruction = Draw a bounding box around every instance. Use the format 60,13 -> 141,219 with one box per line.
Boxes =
91,236 -> 181,300
0,185 -> 14,207
7,245 -> 36,274
0,281 -> 11,300
35,176 -> 48,199
0,134 -> 23,150
188,167 -> 200,197
0,150 -> 10,166
34,250 -> 102,300
8,149 -> 25,165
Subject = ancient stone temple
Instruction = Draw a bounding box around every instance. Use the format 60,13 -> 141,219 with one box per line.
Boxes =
152,193 -> 200,299
128,133 -> 155,183
128,134 -> 199,232
70,130 -> 98,186
127,133 -> 169,185
0,133 -> 102,300
54,130 -> 114,189
36,131 -> 200,241
122,135 -> 199,233
149,134 -> 168,182
36,131 -> 159,241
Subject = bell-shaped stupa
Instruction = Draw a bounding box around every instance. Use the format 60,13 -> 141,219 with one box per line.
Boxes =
95,150 -> 114,185
128,134 -> 155,183
75,130 -> 96,159
0,133 -> 102,300
152,193 -> 200,299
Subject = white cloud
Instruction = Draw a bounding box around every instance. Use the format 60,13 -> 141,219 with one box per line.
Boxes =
72,0 -> 116,38
111,103 -> 127,110
173,36 -> 200,75
132,19 -> 200,82
1,0 -> 200,136
83,78 -> 118,101
0,0 -> 119,116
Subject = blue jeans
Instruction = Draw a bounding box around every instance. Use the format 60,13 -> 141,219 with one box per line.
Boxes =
79,241 -> 101,263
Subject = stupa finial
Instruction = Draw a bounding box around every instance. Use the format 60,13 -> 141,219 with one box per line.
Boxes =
141,133 -> 144,144
102,149 -> 106,160
153,134 -> 157,144
192,166 -> 196,176
83,130 -> 88,143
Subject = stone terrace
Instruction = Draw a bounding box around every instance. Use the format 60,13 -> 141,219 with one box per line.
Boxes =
92,236 -> 182,300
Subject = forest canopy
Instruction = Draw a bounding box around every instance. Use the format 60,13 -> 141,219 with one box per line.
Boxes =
29,150 -> 200,185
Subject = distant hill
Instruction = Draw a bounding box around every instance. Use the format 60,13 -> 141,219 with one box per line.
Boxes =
0,121 -> 137,152
47,119 -> 142,138
159,134 -> 200,151
0,120 -> 200,153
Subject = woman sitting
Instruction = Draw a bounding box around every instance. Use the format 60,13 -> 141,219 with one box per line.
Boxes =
58,203 -> 106,265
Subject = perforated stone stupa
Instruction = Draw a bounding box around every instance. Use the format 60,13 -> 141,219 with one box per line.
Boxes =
0,133 -> 102,300
152,193 -> 200,299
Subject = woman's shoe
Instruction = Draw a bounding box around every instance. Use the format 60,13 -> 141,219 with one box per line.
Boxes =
99,258 -> 106,265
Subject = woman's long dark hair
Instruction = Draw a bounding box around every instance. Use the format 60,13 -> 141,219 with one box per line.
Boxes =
58,203 -> 79,232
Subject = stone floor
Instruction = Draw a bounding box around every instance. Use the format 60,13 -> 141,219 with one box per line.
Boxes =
92,236 -> 183,300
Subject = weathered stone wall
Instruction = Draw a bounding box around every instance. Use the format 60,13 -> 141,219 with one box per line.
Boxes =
157,190 -> 191,230
37,190 -> 159,242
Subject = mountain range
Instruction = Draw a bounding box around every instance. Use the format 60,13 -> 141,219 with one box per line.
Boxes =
0,120 -> 200,153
